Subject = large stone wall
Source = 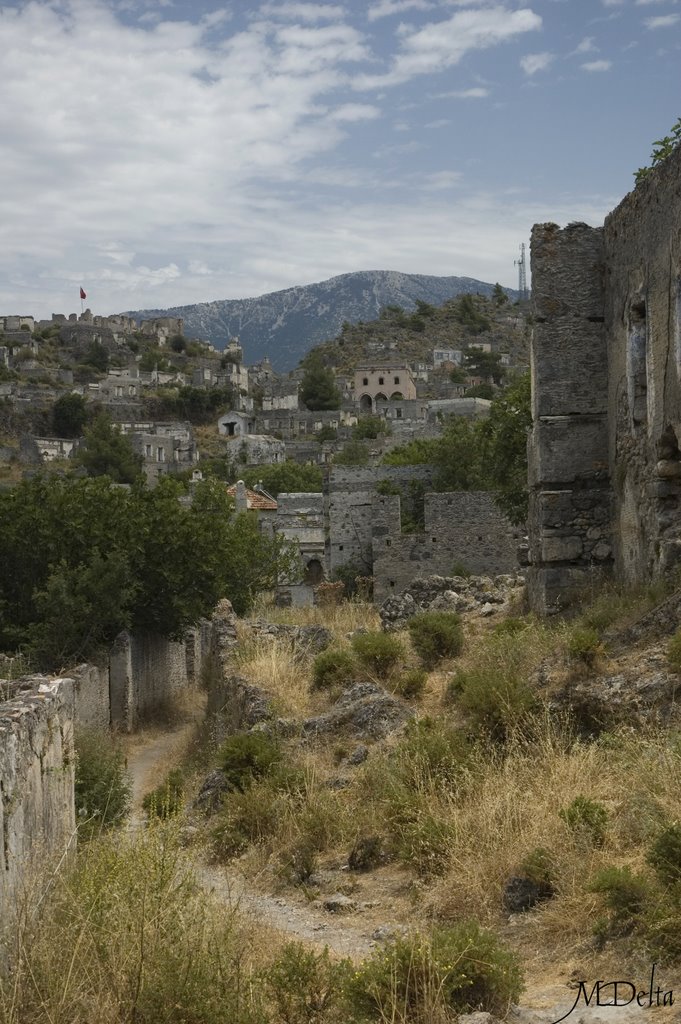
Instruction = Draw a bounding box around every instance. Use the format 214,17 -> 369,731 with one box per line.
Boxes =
528,143 -> 681,611
325,465 -> 436,575
109,631 -> 191,732
0,677 -> 76,946
372,491 -> 519,602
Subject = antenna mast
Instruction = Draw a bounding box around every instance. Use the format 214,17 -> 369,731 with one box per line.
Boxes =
514,243 -> 528,301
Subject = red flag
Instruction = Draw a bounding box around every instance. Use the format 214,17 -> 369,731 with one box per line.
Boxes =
80,287 -> 87,300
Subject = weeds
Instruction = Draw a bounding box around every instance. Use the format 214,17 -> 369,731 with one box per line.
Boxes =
74,728 -> 131,839
408,611 -> 463,669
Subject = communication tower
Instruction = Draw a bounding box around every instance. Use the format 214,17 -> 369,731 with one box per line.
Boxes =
514,243 -> 529,301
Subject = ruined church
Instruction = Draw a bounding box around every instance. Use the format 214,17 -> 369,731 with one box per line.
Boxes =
528,142 -> 681,613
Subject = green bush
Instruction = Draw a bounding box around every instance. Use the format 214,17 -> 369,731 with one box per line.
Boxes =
398,718 -> 473,791
311,648 -> 357,690
668,629 -> 681,673
346,922 -> 523,1022
407,611 -> 463,669
219,732 -> 282,791
566,626 -> 603,666
647,822 -> 681,885
457,667 -> 536,740
263,942 -> 352,1024
559,796 -> 608,847
75,729 -> 131,839
393,668 -> 428,700
143,768 -> 185,820
590,865 -> 649,936
351,631 -> 403,678
518,847 -> 557,894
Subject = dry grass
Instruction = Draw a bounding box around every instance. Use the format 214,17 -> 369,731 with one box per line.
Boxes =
251,596 -> 381,638
235,633 -> 314,717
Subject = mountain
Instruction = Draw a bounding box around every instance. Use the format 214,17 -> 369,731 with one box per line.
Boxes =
125,270 -> 518,372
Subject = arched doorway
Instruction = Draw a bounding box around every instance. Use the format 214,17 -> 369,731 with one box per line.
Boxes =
304,559 -> 324,586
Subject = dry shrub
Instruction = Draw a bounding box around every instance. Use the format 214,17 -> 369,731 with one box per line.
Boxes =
0,822 -> 264,1024
236,635 -> 311,716
249,595 -> 380,638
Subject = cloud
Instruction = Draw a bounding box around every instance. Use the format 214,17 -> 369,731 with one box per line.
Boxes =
367,0 -> 435,20
354,6 -> 542,89
432,86 -> 490,97
646,12 -> 681,25
572,35 -> 598,53
636,0 -> 678,4
520,51 -> 554,74
581,58 -> 612,69
258,3 -> 347,21
601,0 -> 625,6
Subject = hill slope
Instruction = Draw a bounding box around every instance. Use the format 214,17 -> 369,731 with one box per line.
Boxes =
125,270 -> 517,371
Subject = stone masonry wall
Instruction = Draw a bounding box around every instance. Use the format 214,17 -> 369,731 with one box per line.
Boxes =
527,222 -> 613,614
603,144 -> 681,583
372,491 -> 519,603
325,465 -> 435,575
0,677 -> 75,947
109,631 -> 190,733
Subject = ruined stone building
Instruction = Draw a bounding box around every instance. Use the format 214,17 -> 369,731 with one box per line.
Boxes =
528,143 -> 681,613
353,363 -> 417,411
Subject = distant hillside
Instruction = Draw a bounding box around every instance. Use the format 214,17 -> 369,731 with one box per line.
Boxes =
125,270 -> 518,372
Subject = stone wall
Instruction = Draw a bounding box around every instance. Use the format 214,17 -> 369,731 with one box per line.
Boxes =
109,631 -> 190,732
528,143 -> 681,612
372,491 -> 519,602
0,676 -> 76,946
325,464 -> 436,575
527,222 -> 613,614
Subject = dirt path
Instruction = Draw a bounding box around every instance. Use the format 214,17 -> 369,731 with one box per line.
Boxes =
123,712 -> 680,1021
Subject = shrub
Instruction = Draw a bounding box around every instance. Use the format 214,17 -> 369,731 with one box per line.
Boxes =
514,847 -> 557,902
393,668 -> 427,700
493,617 -> 529,637
143,768 -> 185,820
668,629 -> 681,673
559,795 -> 608,847
647,822 -> 681,885
74,729 -> 131,839
351,631 -> 403,678
408,611 -> 463,668
398,717 -> 473,791
346,922 -> 523,1022
314,581 -> 345,607
457,667 -> 536,740
396,811 -> 456,877
219,732 -> 282,791
590,865 -> 649,936
311,648 -> 356,690
566,626 -> 603,666
349,835 -> 384,872
263,943 -> 352,1024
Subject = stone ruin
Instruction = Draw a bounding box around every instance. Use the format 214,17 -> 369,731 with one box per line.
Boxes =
528,142 -> 681,613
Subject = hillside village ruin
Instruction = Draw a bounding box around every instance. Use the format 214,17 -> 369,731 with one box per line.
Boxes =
1,291 -> 526,605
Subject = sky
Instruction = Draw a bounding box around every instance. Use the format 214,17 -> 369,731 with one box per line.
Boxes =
0,0 -> 679,319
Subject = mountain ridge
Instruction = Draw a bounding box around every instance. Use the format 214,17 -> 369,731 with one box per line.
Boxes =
124,270 -> 518,371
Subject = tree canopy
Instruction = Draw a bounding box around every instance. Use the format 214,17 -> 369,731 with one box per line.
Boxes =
74,412 -> 143,484
52,393 -> 88,438
0,475 -> 297,669
382,371 -> 531,525
241,461 -> 323,497
300,355 -> 341,411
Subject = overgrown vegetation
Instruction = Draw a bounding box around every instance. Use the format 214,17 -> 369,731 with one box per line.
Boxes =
0,474 -> 296,667
74,729 -> 131,839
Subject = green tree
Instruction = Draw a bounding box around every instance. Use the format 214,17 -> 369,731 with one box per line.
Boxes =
465,383 -> 495,400
300,356 -> 341,411
464,349 -> 505,384
75,412 -> 143,484
492,283 -> 509,306
85,340 -> 109,373
478,371 -> 531,524
52,393 -> 88,437
333,439 -> 369,466
635,116 -> 681,184
242,461 -> 323,497
353,415 -> 390,439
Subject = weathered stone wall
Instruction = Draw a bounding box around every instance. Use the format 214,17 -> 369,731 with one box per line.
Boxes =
0,677 -> 75,947
372,491 -> 519,602
70,663 -> 110,731
109,631 -> 189,732
325,465 -> 435,575
527,222 -> 613,614
528,144 -> 681,611
604,145 -> 681,583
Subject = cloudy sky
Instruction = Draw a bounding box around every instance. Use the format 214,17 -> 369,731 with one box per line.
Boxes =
1,0 -> 679,318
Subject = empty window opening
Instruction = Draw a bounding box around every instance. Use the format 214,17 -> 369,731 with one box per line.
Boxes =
627,298 -> 648,427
